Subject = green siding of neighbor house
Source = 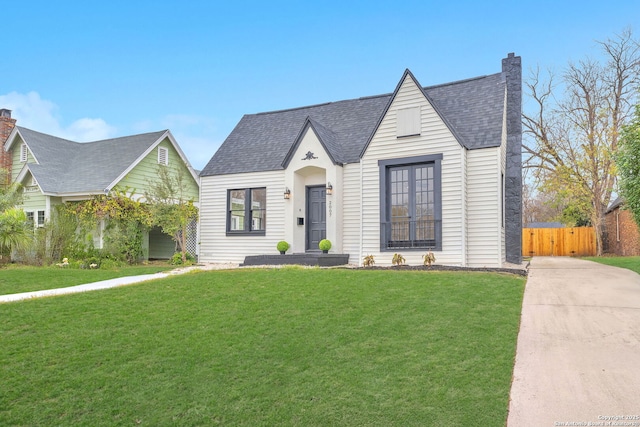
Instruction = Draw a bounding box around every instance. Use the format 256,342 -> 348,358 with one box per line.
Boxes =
21,188 -> 46,212
116,138 -> 199,201
11,136 -> 37,181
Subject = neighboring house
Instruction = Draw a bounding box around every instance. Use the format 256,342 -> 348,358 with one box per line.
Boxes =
199,54 -> 522,267
2,120 -> 200,259
604,197 -> 640,256
524,222 -> 564,228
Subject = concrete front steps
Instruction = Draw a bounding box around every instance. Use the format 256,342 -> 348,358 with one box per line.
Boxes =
241,253 -> 350,267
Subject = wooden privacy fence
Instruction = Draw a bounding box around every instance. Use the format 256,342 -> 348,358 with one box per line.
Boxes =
522,227 -> 596,257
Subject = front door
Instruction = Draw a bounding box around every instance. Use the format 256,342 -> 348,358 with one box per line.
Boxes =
306,186 -> 326,251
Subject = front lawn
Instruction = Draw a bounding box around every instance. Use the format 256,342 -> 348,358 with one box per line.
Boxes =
0,268 -> 525,426
584,256 -> 640,275
0,264 -> 174,295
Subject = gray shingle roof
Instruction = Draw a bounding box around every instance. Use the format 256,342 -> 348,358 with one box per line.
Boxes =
607,197 -> 623,213
17,127 -> 167,194
201,71 -> 506,177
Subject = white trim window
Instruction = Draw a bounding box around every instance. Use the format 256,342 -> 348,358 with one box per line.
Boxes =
158,147 -> 168,166
20,143 -> 28,162
37,210 -> 45,227
25,211 -> 35,226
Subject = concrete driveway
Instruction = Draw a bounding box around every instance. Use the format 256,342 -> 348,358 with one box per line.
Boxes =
507,257 -> 640,427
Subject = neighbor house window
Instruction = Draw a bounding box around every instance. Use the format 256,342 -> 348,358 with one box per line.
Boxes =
25,211 -> 34,226
227,188 -> 266,235
379,154 -> 442,250
37,210 -> 45,227
20,143 -> 28,162
158,147 -> 168,165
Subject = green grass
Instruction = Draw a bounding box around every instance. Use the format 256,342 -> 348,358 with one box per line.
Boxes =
0,264 -> 174,295
0,268 -> 525,426
583,256 -> 640,275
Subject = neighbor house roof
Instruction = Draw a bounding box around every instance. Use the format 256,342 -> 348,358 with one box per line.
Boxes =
201,71 -> 506,176
606,197 -> 624,213
6,127 -> 196,196
524,222 -> 564,229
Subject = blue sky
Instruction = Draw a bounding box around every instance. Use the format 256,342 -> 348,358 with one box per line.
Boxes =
2,0 -> 639,170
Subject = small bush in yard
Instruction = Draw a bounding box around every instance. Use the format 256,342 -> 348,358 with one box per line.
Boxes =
171,252 -> 195,265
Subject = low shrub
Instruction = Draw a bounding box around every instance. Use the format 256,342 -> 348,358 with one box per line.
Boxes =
319,239 -> 332,252
276,241 -> 290,253
171,252 -> 195,266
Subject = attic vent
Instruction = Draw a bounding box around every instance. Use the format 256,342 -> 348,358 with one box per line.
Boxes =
396,106 -> 421,138
158,147 -> 168,166
20,143 -> 28,162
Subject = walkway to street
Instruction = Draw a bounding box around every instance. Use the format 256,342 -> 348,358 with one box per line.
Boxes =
0,263 -> 237,303
507,257 -> 640,426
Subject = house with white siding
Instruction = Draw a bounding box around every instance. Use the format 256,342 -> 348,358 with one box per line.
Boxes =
199,53 -> 522,267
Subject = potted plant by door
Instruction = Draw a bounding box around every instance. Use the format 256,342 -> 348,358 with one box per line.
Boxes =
277,241 -> 290,255
319,239 -> 332,254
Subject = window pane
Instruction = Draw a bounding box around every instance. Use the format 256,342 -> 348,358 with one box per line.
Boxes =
390,166 -> 410,241
229,190 -> 246,231
251,188 -> 266,231
415,165 -> 434,242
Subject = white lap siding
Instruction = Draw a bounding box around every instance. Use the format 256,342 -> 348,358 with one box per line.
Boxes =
342,163 -> 362,264
199,171 -> 285,264
360,73 -> 465,267
466,147 -> 502,267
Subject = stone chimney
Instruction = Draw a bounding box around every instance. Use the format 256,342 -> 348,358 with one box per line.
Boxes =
502,53 -> 523,264
0,108 -> 16,184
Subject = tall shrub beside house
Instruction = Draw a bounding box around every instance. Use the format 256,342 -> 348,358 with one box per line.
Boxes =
617,103 -> 640,229
0,170 -> 28,262
69,189 -> 153,264
145,166 -> 198,264
0,208 -> 30,262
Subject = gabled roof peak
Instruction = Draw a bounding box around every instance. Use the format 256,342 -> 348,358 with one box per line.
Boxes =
201,66 -> 508,176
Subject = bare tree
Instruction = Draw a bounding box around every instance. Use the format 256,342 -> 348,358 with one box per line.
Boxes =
522,29 -> 640,255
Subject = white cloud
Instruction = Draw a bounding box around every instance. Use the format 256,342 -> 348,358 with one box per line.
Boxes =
65,118 -> 116,141
0,91 -> 116,141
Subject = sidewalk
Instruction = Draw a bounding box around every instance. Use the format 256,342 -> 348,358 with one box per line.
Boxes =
0,263 -> 238,303
507,257 -> 640,426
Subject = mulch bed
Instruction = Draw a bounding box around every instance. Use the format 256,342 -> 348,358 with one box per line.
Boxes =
350,264 -> 529,276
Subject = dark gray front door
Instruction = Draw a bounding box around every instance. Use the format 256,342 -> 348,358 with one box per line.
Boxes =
306,186 -> 326,251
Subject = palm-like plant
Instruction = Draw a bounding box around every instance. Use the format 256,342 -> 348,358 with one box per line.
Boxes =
0,208 -> 31,262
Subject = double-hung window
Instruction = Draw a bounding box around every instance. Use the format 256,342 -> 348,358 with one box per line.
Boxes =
227,188 -> 266,235
379,154 -> 442,250
25,211 -> 34,227
37,210 -> 45,227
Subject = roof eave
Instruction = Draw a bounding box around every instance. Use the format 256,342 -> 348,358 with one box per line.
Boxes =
281,117 -> 339,169
104,130 -> 200,192
4,128 -> 41,164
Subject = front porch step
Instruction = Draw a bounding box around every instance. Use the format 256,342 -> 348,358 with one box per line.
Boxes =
241,253 -> 350,267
